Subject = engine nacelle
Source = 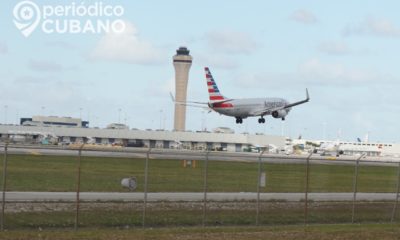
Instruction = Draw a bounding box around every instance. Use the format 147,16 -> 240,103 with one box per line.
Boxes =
272,109 -> 287,119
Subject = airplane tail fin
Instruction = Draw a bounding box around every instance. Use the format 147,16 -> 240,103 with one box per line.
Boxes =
205,67 -> 227,102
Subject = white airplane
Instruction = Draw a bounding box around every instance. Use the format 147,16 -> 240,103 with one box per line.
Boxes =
173,67 -> 310,124
317,141 -> 343,157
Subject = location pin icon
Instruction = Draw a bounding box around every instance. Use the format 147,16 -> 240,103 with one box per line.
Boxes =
13,1 -> 41,37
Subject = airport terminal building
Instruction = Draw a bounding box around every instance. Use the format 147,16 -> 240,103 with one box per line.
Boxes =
0,125 -> 285,152
0,116 -> 286,152
1,116 -> 400,156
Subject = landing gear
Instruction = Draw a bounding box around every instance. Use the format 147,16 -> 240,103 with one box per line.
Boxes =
282,117 -> 285,121
235,117 -> 243,124
258,117 -> 265,124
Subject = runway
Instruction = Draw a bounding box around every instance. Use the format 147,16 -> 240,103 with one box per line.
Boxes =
3,192 -> 398,202
1,144 -> 399,166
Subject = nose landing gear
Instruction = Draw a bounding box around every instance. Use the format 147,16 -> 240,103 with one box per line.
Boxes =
258,117 -> 265,124
235,117 -> 243,124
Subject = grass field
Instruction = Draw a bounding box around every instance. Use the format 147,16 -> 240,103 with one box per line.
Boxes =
1,154 -> 398,193
0,154 -> 400,230
3,201 -> 399,229
0,224 -> 399,240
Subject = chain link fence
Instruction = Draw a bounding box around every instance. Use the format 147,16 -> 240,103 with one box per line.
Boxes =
0,143 -> 400,230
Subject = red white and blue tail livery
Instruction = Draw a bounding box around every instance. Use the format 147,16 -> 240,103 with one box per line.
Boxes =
205,67 -> 227,102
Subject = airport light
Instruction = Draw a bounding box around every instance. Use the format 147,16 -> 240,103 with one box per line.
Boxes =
3,105 -> 7,124
159,110 -> 163,130
15,109 -> 19,125
124,112 -> 128,126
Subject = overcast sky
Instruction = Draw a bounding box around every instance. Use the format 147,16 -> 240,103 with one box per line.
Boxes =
1,0 -> 400,143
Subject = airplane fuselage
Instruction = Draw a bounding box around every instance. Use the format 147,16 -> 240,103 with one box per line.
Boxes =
211,98 -> 290,118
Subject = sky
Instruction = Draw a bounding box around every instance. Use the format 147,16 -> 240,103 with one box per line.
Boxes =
1,0 -> 400,143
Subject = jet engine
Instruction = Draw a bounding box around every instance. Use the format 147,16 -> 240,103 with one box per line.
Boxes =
272,109 -> 287,119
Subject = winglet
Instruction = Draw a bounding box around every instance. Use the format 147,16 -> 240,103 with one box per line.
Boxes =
283,88 -> 310,109
169,92 -> 175,102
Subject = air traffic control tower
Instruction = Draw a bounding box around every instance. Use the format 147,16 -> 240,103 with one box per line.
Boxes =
173,46 -> 192,131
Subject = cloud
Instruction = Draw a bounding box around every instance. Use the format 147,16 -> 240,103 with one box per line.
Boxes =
205,30 -> 259,55
14,76 -> 49,84
196,54 -> 239,69
28,59 -> 63,72
0,42 -> 7,54
45,41 -> 77,50
90,21 -> 164,65
318,41 -> 350,55
233,58 -> 396,90
343,16 -> 400,37
298,58 -> 381,83
290,9 -> 317,24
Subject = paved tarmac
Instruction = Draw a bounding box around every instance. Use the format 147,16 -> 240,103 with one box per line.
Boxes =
0,144 -> 399,166
2,191 -> 398,202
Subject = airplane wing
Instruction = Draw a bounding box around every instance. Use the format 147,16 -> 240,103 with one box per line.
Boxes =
170,92 -> 233,107
282,88 -> 310,109
251,89 -> 310,116
169,92 -> 209,109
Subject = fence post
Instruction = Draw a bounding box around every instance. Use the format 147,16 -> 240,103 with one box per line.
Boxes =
1,141 -> 9,231
74,144 -> 85,231
142,147 -> 151,228
202,150 -> 210,227
391,161 -> 400,222
304,152 -> 313,225
351,154 -> 364,224
256,149 -> 266,226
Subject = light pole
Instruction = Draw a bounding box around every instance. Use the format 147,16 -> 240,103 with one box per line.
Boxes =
79,107 -> 83,119
3,105 -> 7,124
323,122 -> 327,140
41,106 -> 45,116
16,109 -> 19,125
118,108 -> 121,124
201,111 -> 206,131
163,115 -> 166,130
159,110 -> 163,130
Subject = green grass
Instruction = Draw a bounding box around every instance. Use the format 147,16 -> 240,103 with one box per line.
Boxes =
0,224 -> 399,240
0,154 -> 399,231
2,201 -> 399,229
1,154 -> 399,192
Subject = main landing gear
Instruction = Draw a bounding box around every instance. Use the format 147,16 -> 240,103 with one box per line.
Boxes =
235,117 -> 243,124
258,117 -> 265,124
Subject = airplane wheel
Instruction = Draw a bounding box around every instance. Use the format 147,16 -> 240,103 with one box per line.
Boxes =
262,118 -> 265,123
258,118 -> 265,123
282,117 -> 285,121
